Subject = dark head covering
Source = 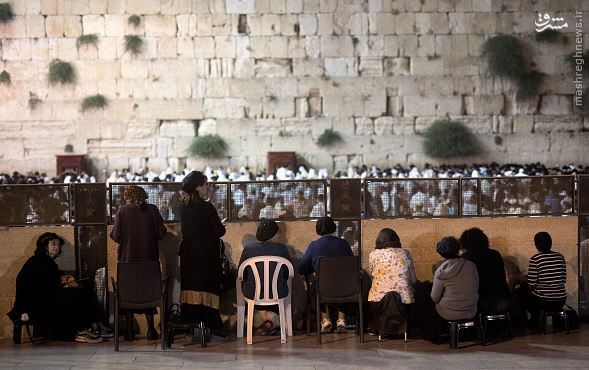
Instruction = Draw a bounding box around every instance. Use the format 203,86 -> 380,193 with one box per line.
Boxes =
35,232 -> 65,256
436,236 -> 461,259
459,227 -> 489,251
181,171 -> 207,193
316,216 -> 336,236
534,231 -> 552,253
256,219 -> 279,241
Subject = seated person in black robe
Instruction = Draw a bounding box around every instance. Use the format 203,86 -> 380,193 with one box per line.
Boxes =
8,232 -> 106,343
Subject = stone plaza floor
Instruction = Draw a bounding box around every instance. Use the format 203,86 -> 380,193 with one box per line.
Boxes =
0,325 -> 588,369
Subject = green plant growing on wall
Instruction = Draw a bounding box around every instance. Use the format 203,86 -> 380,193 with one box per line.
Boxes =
423,119 -> 479,158
481,35 -> 525,78
28,92 -> 42,111
516,71 -> 545,101
81,94 -> 108,112
124,35 -> 143,56
535,29 -> 562,43
128,14 -> 141,27
76,34 -> 99,49
64,144 -> 74,153
48,59 -> 76,85
0,70 -> 10,85
187,135 -> 228,158
316,129 -> 343,147
0,3 -> 14,24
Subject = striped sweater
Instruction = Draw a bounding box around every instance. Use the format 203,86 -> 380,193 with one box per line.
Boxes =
527,251 -> 567,300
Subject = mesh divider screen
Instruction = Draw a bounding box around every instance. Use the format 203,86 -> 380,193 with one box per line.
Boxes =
579,175 -> 589,214
73,183 -> 107,224
481,176 -> 574,216
229,180 -> 326,220
364,179 -> 460,218
461,178 -> 480,216
0,184 -> 70,225
110,183 -> 183,223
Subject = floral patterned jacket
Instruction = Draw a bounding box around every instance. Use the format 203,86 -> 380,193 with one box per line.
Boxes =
368,248 -> 417,304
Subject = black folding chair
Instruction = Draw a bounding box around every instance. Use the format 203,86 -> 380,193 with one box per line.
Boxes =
314,256 -> 364,344
111,261 -> 166,350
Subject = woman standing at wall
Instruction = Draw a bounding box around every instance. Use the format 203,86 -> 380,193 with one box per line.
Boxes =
110,185 -> 167,341
179,171 -> 226,338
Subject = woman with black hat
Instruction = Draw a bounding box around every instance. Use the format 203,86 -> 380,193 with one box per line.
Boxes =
238,219 -> 291,335
9,232 -> 106,343
178,171 -> 226,337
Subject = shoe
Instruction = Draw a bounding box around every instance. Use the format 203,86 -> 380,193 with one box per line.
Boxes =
77,328 -> 100,339
321,319 -> 332,333
367,328 -> 378,336
75,333 -> 103,344
335,319 -> 347,333
256,320 -> 274,336
99,327 -> 113,338
147,328 -> 160,340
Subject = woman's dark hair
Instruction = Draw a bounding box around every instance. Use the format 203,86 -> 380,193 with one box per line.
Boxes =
436,236 -> 461,259
123,185 -> 147,206
534,231 -> 552,253
375,228 -> 401,249
459,227 -> 489,251
35,232 -> 64,257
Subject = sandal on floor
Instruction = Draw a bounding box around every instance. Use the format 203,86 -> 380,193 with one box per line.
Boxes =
256,320 -> 274,336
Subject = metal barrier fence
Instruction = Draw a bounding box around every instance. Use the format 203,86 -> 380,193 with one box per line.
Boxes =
364,176 -> 575,218
0,184 -> 71,225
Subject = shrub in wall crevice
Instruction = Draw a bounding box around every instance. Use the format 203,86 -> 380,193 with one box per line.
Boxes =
423,119 -> 480,158
316,129 -> 343,147
81,94 -> 108,112
48,59 -> 76,85
187,135 -> 228,158
0,3 -> 14,24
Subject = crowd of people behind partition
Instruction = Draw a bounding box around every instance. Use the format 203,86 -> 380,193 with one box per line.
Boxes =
1,162 -> 588,185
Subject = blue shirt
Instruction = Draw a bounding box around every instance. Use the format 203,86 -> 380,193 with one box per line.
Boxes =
298,236 -> 353,275
239,242 -> 290,300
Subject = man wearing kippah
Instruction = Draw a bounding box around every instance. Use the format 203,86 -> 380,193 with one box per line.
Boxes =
239,219 -> 291,336
299,217 -> 353,334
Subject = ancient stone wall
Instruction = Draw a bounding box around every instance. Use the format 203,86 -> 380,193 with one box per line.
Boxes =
0,0 -> 587,175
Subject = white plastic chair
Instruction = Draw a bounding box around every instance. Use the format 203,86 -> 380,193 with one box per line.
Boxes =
236,256 -> 294,344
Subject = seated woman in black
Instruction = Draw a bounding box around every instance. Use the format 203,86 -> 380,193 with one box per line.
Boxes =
9,232 -> 106,343
459,227 -> 511,314
239,219 -> 290,336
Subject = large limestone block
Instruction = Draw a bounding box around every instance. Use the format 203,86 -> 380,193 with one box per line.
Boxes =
106,0 -> 126,14
255,58 -> 291,77
160,120 -> 196,137
121,59 -> 149,79
354,117 -> 374,135
534,115 -> 583,133
145,15 -> 177,36
262,97 -> 295,118
197,118 -> 216,136
410,57 -> 443,76
127,0 -> 160,14
45,15 -> 64,37
464,94 -> 504,115
356,35 -> 384,57
465,12 -> 496,34
63,15 -> 82,37
293,58 -> 323,77
104,14 -> 124,36
204,98 -> 246,118
320,36 -> 354,57
82,15 -> 105,36
254,119 -> 282,136
214,36 -> 236,58
2,39 -> 32,61
449,115 -> 493,134
403,96 -> 437,116
2,16 -> 26,38
41,0 -> 58,15
135,100 -> 203,120
26,15 -> 46,37
514,115 -> 534,134
396,12 -> 415,34
226,0 -> 256,13
539,95 -> 573,115
324,58 -> 357,77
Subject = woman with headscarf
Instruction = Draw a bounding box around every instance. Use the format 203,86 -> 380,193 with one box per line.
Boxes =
178,171 -> 226,335
9,232 -> 106,343
298,216 -> 353,334
110,185 -> 167,341
238,219 -> 291,336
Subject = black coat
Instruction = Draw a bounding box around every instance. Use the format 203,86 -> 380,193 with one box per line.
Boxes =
462,248 -> 511,299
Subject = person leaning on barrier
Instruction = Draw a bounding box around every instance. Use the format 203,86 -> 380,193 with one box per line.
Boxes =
298,216 -> 354,334
8,232 -> 107,343
523,232 -> 567,327
238,219 -> 290,336
367,228 -> 416,337
420,237 -> 479,343
110,185 -> 167,341
459,227 -> 511,314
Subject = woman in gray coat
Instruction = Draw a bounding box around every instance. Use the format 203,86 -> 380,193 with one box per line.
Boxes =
431,236 -> 479,321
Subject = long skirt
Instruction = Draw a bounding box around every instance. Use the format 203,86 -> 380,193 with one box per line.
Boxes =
180,249 -> 223,330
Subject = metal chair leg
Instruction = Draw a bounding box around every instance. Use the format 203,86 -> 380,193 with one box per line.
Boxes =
316,290 -> 322,345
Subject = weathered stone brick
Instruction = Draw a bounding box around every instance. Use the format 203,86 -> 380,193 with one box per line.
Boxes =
82,15 -> 105,36
126,0 -> 160,14
534,115 -> 583,133
325,58 -> 358,77
539,95 -> 573,115
355,117 -> 374,135
321,36 -> 354,57
63,15 -> 82,37
145,15 -> 177,36
41,0 -> 58,15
